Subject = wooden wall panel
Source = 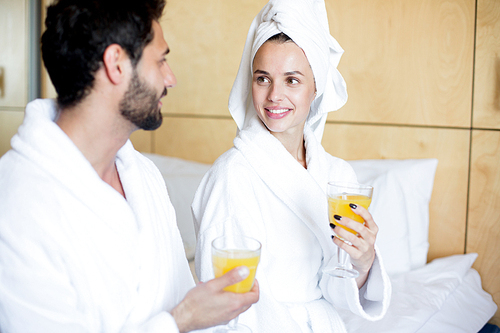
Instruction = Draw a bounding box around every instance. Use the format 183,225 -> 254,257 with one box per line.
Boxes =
130,129 -> 153,154
473,0 -> 500,130
322,123 -> 470,260
326,0 -> 474,128
154,116 -> 236,164
0,110 -> 24,157
468,130 -> 500,326
160,0 -> 267,117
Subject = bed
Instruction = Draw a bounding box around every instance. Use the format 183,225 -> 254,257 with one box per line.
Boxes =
142,153 -> 498,332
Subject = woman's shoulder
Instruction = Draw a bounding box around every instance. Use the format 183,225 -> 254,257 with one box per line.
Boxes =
209,146 -> 254,176
324,152 -> 351,167
323,152 -> 358,182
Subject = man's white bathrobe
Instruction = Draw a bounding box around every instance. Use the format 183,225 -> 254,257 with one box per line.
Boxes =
0,99 -> 195,333
193,116 -> 391,333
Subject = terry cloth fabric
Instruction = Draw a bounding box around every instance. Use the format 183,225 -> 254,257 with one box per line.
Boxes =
192,116 -> 392,333
0,99 -> 198,333
228,0 -> 348,141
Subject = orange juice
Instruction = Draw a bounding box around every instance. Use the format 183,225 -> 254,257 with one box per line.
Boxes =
212,249 -> 260,293
329,194 -> 372,234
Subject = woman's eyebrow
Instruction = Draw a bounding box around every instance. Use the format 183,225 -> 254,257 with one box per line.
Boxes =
284,71 -> 304,76
253,69 -> 269,75
253,69 -> 304,76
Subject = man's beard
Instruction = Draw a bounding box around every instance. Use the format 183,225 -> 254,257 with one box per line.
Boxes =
119,69 -> 166,131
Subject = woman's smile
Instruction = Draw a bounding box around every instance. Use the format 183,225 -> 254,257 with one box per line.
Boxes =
265,107 -> 292,119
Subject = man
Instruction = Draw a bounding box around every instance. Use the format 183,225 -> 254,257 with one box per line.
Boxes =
0,0 -> 258,332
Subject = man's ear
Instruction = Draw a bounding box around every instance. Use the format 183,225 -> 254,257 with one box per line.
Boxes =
102,44 -> 130,85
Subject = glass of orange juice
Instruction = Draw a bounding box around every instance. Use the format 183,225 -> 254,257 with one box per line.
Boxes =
212,235 -> 261,333
324,181 -> 373,278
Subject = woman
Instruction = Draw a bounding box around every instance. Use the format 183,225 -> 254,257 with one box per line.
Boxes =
192,0 -> 391,332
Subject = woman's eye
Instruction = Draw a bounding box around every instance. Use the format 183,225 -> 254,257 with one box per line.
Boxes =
287,78 -> 299,84
256,77 -> 269,84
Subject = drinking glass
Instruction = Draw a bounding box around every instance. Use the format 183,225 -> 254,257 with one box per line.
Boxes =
324,181 -> 373,278
212,235 -> 261,333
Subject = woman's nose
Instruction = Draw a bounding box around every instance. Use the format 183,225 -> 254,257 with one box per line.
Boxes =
268,83 -> 284,102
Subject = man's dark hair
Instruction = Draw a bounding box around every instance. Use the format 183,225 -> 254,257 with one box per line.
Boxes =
41,0 -> 166,108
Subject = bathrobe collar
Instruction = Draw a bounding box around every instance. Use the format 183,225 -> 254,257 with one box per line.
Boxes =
233,115 -> 336,265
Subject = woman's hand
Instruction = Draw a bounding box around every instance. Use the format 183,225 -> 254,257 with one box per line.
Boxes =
330,203 -> 378,289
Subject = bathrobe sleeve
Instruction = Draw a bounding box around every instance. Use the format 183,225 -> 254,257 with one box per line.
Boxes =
320,247 -> 392,321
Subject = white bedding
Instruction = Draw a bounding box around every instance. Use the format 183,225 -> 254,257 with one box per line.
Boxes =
143,153 -> 497,332
339,253 -> 496,332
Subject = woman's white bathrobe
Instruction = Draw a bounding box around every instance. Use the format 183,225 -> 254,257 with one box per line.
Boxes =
193,116 -> 391,333
0,99 -> 196,333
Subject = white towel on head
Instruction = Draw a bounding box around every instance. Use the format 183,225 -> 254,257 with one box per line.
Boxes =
228,0 -> 348,141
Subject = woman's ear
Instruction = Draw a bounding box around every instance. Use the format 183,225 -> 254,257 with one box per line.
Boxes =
102,44 -> 129,85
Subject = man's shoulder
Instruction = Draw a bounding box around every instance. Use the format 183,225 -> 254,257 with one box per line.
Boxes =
0,153 -> 65,231
0,150 -> 52,190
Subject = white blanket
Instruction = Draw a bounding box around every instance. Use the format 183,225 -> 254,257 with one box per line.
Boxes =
0,99 -> 194,333
193,116 -> 391,333
338,253 -> 497,333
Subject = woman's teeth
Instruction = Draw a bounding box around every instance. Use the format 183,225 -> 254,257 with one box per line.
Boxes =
267,109 -> 290,114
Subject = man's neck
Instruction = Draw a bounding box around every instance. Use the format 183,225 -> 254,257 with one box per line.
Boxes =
56,96 -> 133,197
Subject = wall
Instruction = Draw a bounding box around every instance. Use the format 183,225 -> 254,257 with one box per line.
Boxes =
0,0 -> 28,156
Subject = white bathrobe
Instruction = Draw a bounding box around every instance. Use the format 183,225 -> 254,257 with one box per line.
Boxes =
193,116 -> 391,333
0,99 -> 195,333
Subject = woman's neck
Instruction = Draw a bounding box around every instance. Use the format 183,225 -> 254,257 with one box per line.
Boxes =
271,129 -> 307,168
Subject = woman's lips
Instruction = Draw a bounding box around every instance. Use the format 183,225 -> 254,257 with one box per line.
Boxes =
265,108 -> 291,119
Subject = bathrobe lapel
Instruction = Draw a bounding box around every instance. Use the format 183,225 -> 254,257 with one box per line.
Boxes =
234,117 -> 336,265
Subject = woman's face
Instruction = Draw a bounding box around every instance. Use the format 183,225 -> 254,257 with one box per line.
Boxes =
252,41 -> 316,137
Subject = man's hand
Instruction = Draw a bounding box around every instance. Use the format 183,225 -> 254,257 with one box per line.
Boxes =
171,266 -> 259,333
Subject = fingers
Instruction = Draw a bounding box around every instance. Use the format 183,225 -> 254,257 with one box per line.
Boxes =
350,204 -> 378,234
244,279 -> 260,304
210,266 -> 250,290
219,278 -> 260,318
171,275 -> 260,332
330,205 -> 378,238
330,212 -> 377,252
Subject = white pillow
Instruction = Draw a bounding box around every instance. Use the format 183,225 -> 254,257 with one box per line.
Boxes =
143,153 -> 210,260
348,159 -> 438,275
